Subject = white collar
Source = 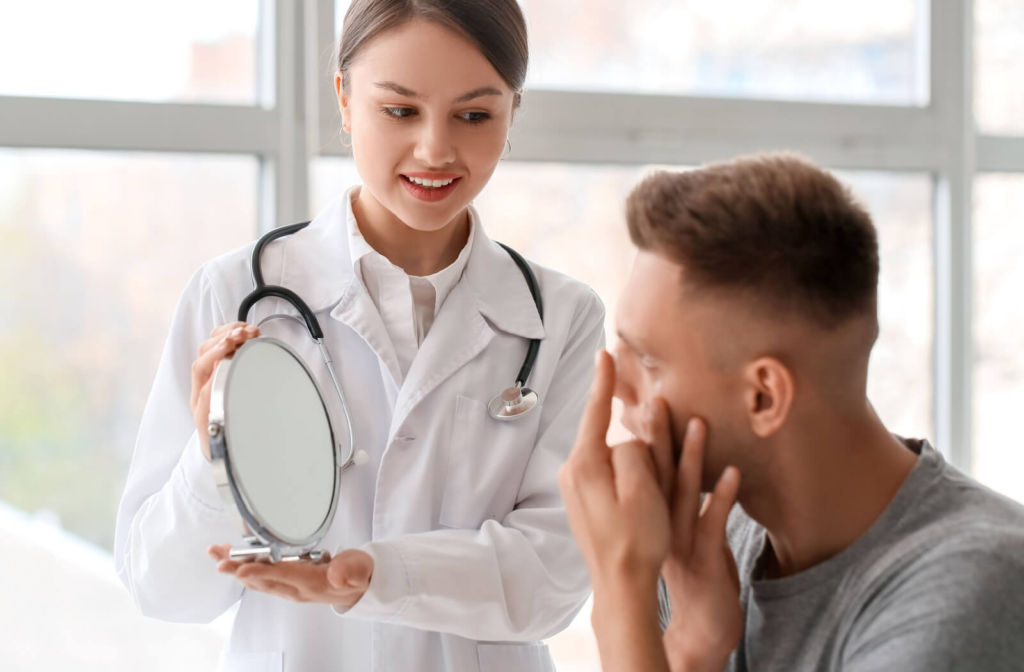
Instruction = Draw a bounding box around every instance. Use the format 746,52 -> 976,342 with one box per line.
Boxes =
346,189 -> 476,316
273,186 -> 544,340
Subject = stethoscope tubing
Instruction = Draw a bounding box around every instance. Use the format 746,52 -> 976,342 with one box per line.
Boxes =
239,220 -> 544,427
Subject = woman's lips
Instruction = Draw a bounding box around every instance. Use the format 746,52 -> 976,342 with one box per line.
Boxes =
400,174 -> 462,203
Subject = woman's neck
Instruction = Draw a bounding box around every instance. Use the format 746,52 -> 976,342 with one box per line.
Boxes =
352,187 -> 470,277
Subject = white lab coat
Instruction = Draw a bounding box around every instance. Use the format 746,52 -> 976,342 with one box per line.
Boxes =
114,189 -> 605,672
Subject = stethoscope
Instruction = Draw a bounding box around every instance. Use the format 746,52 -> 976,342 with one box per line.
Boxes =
237,221 -> 545,468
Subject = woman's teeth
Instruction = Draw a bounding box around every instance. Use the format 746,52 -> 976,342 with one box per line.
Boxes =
404,175 -> 456,188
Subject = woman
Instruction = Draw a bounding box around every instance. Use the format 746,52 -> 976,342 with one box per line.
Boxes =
113,1 -> 605,670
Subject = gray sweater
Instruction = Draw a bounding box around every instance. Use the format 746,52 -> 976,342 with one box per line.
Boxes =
659,439 -> 1024,671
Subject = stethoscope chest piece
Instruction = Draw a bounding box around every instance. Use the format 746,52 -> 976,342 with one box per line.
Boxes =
488,385 -> 539,420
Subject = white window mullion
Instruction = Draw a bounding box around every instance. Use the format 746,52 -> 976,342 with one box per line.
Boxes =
931,0 -> 976,472
267,0 -> 310,231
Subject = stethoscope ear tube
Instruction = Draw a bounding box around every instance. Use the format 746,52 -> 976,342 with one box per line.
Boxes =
241,220 -> 325,339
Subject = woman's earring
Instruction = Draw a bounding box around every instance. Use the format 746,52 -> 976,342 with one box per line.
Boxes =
341,126 -> 352,149
501,139 -> 511,161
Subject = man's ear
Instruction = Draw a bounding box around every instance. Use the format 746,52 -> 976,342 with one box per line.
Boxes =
742,356 -> 794,438
335,72 -> 350,132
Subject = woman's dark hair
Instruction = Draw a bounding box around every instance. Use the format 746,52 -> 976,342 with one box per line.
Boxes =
337,0 -> 529,107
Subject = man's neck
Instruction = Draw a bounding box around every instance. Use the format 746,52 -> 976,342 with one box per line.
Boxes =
743,403 -> 919,579
352,187 -> 470,277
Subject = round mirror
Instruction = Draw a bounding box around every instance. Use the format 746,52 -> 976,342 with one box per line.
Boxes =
217,338 -> 338,548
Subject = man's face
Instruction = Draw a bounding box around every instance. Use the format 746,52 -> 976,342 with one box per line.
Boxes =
613,251 -> 750,489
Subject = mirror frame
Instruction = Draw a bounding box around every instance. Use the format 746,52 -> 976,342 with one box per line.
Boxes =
207,337 -> 342,560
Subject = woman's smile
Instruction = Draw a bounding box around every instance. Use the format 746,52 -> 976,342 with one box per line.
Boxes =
400,172 -> 463,202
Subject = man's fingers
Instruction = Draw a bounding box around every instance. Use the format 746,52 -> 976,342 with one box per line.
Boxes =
610,440 -> 660,503
696,466 -> 741,560
560,350 -> 618,510
671,417 -> 707,555
577,350 -> 616,448
642,398 -> 675,498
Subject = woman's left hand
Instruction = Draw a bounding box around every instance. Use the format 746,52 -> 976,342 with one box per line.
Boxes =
208,545 -> 374,608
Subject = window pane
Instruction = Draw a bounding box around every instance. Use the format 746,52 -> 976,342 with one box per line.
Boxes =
312,160 -> 934,670
976,0 -> 1024,134
0,148 -> 255,665
0,1 -> 259,104
973,174 -> 1024,504
524,0 -> 925,104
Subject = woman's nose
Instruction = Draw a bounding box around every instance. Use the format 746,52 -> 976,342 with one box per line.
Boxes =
413,120 -> 456,167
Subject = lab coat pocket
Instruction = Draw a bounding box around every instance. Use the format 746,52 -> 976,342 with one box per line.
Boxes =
440,395 -> 543,529
219,651 -> 283,672
477,642 -> 556,672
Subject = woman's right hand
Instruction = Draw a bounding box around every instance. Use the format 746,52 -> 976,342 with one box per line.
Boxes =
191,322 -> 261,460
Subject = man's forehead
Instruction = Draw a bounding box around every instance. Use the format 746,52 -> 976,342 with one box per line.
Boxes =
615,251 -> 686,343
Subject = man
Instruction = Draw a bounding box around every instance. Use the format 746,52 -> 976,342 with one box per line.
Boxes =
560,153 -> 1024,672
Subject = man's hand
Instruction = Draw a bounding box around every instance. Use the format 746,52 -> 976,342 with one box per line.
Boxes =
208,545 -> 373,609
660,419 -> 744,672
560,350 -> 673,595
559,350 -> 673,672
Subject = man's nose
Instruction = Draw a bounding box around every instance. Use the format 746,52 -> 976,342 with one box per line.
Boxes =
610,345 -> 638,407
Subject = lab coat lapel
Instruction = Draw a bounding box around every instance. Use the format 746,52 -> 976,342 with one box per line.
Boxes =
276,189 -> 404,395
388,216 -> 545,440
390,281 -> 495,438
330,283 -> 404,396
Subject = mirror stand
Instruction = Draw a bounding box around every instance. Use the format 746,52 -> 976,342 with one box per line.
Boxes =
228,544 -> 326,564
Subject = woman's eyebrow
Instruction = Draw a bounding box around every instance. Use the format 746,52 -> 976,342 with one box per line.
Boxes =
374,81 -> 419,98
452,86 -> 503,103
373,82 -> 503,104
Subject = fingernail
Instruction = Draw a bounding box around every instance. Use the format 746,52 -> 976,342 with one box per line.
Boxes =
686,418 -> 698,439
231,327 -> 243,337
645,401 -> 656,423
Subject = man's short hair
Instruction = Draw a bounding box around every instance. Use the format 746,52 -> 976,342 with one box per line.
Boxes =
626,153 -> 879,329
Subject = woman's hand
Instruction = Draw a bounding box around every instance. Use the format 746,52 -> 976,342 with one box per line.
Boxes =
208,545 -> 374,608
661,419 -> 744,672
190,322 -> 260,460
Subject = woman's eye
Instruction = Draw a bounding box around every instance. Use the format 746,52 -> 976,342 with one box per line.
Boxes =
382,107 -> 415,119
460,111 -> 490,124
